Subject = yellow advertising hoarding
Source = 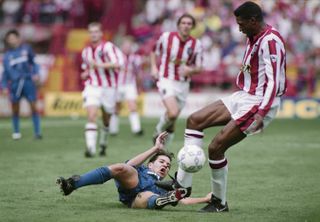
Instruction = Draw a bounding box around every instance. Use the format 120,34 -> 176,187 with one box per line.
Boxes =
44,92 -> 144,117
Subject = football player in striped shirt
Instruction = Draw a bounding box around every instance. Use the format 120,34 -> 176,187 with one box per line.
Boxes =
158,2 -> 287,212
80,22 -> 125,157
150,13 -> 203,147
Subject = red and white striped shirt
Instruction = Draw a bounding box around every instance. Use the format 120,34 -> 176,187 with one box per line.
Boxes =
236,25 -> 287,117
118,53 -> 142,86
154,32 -> 203,81
81,41 -> 125,88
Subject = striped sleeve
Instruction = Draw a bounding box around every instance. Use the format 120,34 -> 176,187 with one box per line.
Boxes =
257,39 -> 280,117
154,32 -> 167,56
104,42 -> 120,65
81,48 -> 88,70
194,39 -> 203,68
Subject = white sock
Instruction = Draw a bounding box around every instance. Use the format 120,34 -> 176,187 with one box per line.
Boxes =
99,126 -> 109,147
129,112 -> 141,133
176,129 -> 204,187
85,122 -> 97,154
109,114 -> 119,134
209,158 -> 228,205
155,113 -> 173,134
184,129 -> 204,147
176,167 -> 193,187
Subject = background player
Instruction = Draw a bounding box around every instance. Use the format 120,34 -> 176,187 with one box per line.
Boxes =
81,22 -> 125,157
1,29 -> 42,140
57,132 -> 212,209
109,36 -> 143,136
150,13 -> 203,147
161,2 -> 287,212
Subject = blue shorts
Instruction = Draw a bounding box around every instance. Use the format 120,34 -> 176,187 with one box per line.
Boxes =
115,165 -> 166,207
9,79 -> 37,103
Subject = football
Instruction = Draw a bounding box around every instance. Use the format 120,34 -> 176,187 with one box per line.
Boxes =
177,145 -> 206,173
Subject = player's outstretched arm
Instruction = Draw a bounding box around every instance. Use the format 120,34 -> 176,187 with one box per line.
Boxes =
179,192 -> 212,205
127,132 -> 168,167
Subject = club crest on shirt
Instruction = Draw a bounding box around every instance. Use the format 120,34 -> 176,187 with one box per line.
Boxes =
270,54 -> 277,63
240,64 -> 251,74
187,47 -> 193,55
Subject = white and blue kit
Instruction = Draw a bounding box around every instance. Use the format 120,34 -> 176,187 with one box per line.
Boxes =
116,165 -> 167,206
1,44 -> 39,102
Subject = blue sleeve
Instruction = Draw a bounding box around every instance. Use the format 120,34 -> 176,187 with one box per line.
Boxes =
1,56 -> 10,89
27,45 -> 39,75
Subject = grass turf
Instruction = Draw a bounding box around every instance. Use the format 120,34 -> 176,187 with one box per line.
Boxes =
0,117 -> 319,222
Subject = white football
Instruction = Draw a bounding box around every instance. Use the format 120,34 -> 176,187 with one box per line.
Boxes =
177,145 -> 206,173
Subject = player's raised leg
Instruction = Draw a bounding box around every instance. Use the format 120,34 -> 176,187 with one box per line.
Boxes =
154,96 -> 179,147
57,163 -> 139,196
176,100 -> 230,188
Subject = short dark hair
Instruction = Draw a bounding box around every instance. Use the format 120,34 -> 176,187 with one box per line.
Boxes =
177,13 -> 196,28
233,1 -> 263,22
148,150 -> 174,163
4,29 -> 20,43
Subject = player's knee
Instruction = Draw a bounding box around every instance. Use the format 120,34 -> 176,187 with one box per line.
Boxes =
208,137 -> 225,159
167,110 -> 179,120
187,113 -> 201,129
110,163 -> 127,176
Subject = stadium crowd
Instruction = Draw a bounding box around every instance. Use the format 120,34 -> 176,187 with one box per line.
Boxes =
0,0 -> 319,97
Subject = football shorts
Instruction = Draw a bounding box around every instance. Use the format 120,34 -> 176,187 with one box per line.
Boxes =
221,91 -> 280,135
82,85 -> 116,114
157,78 -> 190,110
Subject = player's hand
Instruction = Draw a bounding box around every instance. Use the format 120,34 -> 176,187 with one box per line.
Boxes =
151,65 -> 159,79
32,74 -> 41,86
179,65 -> 193,77
251,113 -> 264,133
81,70 -> 89,80
154,131 -> 168,151
0,88 -> 9,95
205,192 -> 213,203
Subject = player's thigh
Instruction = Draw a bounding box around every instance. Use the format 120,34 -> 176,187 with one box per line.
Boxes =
23,80 -> 37,102
162,96 -> 180,117
131,191 -> 156,209
188,100 -> 231,130
101,88 -> 117,114
109,163 -> 139,189
86,105 -> 99,121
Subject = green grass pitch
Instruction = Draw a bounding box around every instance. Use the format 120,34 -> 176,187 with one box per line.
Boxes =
0,117 -> 319,222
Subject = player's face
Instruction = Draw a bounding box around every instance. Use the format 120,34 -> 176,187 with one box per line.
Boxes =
88,26 -> 103,44
121,40 -> 132,55
6,34 -> 21,49
236,17 -> 256,37
148,155 -> 171,179
177,17 -> 194,38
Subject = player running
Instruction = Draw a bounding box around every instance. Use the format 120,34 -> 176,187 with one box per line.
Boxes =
80,22 -> 125,157
150,13 -> 203,147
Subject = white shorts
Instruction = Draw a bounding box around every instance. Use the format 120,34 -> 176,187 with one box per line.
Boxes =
157,78 -> 190,109
82,85 -> 116,114
221,91 -> 280,135
116,83 -> 138,102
